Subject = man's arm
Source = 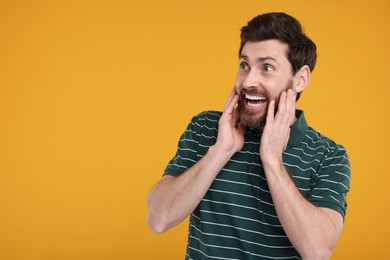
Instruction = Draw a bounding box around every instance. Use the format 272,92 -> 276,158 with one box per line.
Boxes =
261,89 -> 343,259
146,89 -> 246,233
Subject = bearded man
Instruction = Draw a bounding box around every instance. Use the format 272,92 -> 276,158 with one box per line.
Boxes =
147,12 -> 351,260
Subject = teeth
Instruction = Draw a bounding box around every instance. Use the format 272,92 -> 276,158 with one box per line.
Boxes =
245,94 -> 266,101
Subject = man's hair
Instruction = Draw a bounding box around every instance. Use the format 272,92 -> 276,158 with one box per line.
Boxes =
239,12 -> 317,100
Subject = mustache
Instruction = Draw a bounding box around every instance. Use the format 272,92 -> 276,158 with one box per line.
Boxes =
239,89 -> 269,97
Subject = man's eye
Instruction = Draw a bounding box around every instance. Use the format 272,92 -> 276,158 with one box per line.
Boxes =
264,65 -> 274,72
239,62 -> 249,70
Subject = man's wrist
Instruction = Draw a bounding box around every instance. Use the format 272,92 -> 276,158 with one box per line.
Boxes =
261,155 -> 284,173
208,144 -> 235,164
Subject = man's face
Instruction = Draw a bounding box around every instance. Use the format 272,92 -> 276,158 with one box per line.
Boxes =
235,40 -> 295,130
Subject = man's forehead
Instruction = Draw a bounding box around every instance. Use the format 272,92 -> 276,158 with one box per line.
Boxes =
240,40 -> 288,61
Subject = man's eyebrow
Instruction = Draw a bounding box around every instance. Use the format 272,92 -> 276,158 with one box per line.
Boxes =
239,54 -> 279,64
258,56 -> 277,63
240,54 -> 249,61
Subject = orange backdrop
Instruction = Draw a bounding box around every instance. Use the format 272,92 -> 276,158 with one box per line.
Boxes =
0,0 -> 389,259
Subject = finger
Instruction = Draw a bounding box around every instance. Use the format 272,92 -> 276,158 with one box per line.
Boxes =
286,89 -> 296,125
223,88 -> 238,112
266,99 -> 275,124
285,89 -> 293,112
224,94 -> 239,114
232,105 -> 240,125
223,95 -> 238,115
291,88 -> 297,100
284,128 -> 291,150
276,91 -> 287,119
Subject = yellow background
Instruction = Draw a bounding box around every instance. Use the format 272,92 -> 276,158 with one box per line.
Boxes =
0,0 -> 389,259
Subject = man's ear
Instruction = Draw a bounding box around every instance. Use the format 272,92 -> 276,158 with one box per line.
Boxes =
293,65 -> 311,93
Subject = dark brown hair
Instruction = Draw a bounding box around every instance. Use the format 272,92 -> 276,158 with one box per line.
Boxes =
240,12 -> 317,99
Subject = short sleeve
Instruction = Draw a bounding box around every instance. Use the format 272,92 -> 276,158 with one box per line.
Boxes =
163,115 -> 202,177
308,145 -> 351,219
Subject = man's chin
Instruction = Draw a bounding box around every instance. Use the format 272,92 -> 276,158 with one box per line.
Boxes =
240,114 -> 266,132
238,104 -> 267,131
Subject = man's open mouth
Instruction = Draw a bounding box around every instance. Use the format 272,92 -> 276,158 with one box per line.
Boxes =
245,94 -> 267,108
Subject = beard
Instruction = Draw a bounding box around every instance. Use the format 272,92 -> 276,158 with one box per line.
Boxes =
237,80 -> 294,132
237,95 -> 268,132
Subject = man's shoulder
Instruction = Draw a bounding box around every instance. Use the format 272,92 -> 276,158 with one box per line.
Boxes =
190,111 -> 222,124
304,126 -> 348,156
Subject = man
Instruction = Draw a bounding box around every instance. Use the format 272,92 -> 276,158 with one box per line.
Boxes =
147,12 -> 351,259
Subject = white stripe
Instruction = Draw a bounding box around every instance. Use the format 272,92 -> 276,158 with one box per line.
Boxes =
202,124 -> 218,131
204,113 -> 221,120
283,151 -> 321,164
188,232 -> 300,259
283,162 -> 315,172
322,163 -> 351,171
190,225 -> 293,249
188,245 -> 239,260
181,138 -> 199,144
291,175 -> 311,181
209,188 -> 274,207
215,178 -> 270,194
319,179 -> 349,190
229,158 -> 260,167
330,195 -> 341,203
300,141 -> 328,151
202,134 -> 216,139
313,187 -> 340,195
291,146 -> 324,157
245,140 -> 260,145
305,133 -> 337,149
173,155 -> 196,163
192,121 -> 218,131
177,147 -> 197,153
171,163 -> 188,170
335,171 -> 351,180
192,215 -> 285,238
307,129 -> 322,139
199,209 -> 281,229
237,150 -> 260,156
201,199 -> 279,219
317,174 -> 329,178
222,168 -> 265,180
325,155 -> 349,161
184,129 -> 200,135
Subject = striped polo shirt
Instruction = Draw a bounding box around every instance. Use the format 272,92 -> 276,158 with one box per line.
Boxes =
164,110 -> 351,260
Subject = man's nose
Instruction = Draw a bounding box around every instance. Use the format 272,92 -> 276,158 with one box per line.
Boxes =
242,69 -> 260,89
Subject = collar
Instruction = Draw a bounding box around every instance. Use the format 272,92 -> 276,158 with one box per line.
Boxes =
288,109 -> 308,147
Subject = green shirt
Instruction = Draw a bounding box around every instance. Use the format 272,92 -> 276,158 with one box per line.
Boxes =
164,110 -> 351,259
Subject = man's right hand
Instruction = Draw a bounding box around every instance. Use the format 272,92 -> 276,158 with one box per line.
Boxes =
214,88 -> 246,158
147,88 -> 246,234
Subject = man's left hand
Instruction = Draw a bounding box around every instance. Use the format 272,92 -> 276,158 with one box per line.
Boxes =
260,89 -> 296,164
